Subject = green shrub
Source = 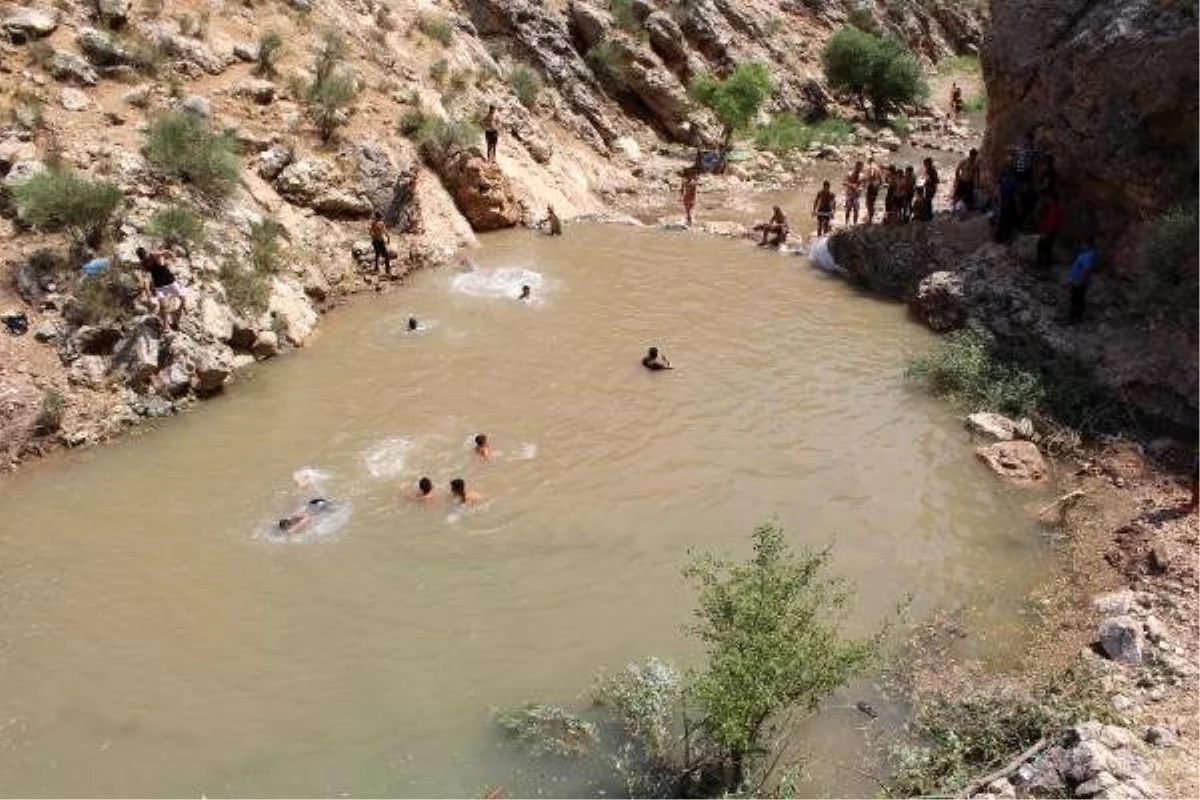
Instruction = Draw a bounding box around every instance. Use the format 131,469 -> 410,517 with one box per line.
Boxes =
219,259 -> 270,314
306,68 -> 359,142
508,62 -> 542,108
417,14 -> 454,46
963,92 -> 987,113
1136,205 -> 1198,307
26,40 -> 54,71
906,330 -> 1046,418
689,62 -> 774,148
12,169 -> 123,245
73,270 -> 135,326
413,114 -> 480,166
846,1 -> 879,32
146,205 -> 206,250
35,388 -> 65,433
428,57 -> 448,84
587,41 -> 626,83
888,112 -> 912,138
144,111 -> 241,195
755,113 -> 852,153
610,0 -> 639,30
254,30 -> 283,78
249,218 -> 284,275
937,54 -> 981,76
398,106 -> 431,135
821,27 -> 928,119
5,87 -> 45,130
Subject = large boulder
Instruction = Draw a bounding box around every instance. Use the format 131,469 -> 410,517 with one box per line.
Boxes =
67,354 -> 110,389
274,157 -> 374,218
439,148 -> 523,231
982,0 -> 1198,256
2,7 -> 59,42
1097,616 -> 1144,666
97,0 -> 131,26
267,277 -> 318,345
910,270 -> 965,332
71,324 -> 123,355
110,320 -> 161,387
966,412 -> 1033,441
76,26 -> 129,66
975,440 -> 1048,483
47,50 -> 99,85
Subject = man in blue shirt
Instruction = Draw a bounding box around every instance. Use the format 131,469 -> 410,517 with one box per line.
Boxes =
1067,238 -> 1097,323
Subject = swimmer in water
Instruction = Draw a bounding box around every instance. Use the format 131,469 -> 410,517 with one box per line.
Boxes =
641,346 -> 672,371
449,477 -> 482,505
408,476 -> 438,501
474,433 -> 492,460
278,498 -> 333,534
518,284 -> 532,301
407,316 -> 419,332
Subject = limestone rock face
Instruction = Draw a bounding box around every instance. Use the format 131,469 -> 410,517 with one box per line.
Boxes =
910,270 -> 965,332
439,149 -> 523,232
981,0 -> 1198,253
274,157 -> 373,218
2,7 -> 59,42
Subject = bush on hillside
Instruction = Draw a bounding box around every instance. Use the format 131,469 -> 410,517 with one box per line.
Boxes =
688,62 -> 773,149
146,205 -> 205,251
586,41 -> 626,83
906,330 -> 1046,418
12,169 -> 123,245
34,388 -> 65,434
144,111 -> 241,195
417,14 -> 454,46
249,218 -> 285,275
414,114 -> 480,167
508,63 -> 542,108
821,27 -> 928,119
755,114 -> 852,153
303,31 -> 360,142
219,259 -> 270,315
1135,205 -> 1199,309
254,30 -> 283,79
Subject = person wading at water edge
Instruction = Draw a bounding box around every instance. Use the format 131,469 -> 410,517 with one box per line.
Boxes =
843,162 -> 864,226
680,170 -> 699,227
812,181 -> 836,236
370,212 -> 392,275
642,346 -> 672,371
755,206 -> 789,247
538,205 -> 562,236
482,104 -> 499,162
135,246 -> 186,330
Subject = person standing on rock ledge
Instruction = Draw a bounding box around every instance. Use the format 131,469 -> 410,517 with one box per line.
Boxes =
1066,238 -> 1097,324
370,212 -> 392,275
482,104 -> 499,162
135,246 -> 186,331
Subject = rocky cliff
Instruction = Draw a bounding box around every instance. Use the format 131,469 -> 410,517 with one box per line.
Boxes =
981,0 -> 1199,255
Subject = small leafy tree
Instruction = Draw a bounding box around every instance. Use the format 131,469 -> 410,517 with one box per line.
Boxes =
12,169 -> 123,245
414,114 -> 480,167
303,31 -> 360,142
508,62 -> 542,108
688,63 -> 773,149
144,111 -> 241,195
147,204 -> 205,251
254,30 -> 283,78
683,522 -> 885,792
248,217 -> 285,275
822,27 -> 928,119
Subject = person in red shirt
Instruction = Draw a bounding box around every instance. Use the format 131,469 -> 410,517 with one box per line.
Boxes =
1036,189 -> 1062,271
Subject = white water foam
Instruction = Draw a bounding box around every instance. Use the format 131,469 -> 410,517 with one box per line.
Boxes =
517,442 -> 538,460
292,467 -> 332,490
363,436 -> 416,480
449,266 -> 545,300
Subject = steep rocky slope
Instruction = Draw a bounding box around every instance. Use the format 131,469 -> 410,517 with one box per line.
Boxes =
0,0 -> 985,468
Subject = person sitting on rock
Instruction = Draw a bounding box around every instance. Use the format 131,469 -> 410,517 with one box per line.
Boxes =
278,498 -> 334,535
641,346 -> 672,371
538,205 -> 563,236
812,181 -> 836,236
449,477 -> 481,505
135,246 -> 186,331
755,206 -> 789,247
370,212 -> 392,275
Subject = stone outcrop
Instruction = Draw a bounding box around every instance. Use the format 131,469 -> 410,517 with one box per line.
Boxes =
2,7 -> 58,42
274,157 -> 374,218
981,0 -> 1198,255
438,148 -> 523,231
975,440 -> 1049,484
911,270 -> 965,332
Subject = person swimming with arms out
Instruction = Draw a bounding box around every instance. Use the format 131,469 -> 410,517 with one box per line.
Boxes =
474,434 -> 492,461
642,346 -> 672,371
278,498 -> 334,535
449,477 -> 482,505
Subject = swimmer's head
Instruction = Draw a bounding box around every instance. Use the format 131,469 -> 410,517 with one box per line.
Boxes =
278,517 -> 295,531
475,434 -> 488,448
408,317 -> 418,330
647,346 -> 659,358
519,285 -> 531,298
822,180 -> 830,189
418,476 -> 433,495
372,211 -> 381,221
450,478 -> 466,498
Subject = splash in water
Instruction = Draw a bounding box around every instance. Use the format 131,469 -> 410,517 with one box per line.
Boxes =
363,436 -> 416,480
449,266 -> 545,300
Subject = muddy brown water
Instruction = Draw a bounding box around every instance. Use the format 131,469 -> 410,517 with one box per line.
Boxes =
0,224 -> 1052,797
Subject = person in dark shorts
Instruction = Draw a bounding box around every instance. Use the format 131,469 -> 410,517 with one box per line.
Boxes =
641,347 -> 672,371
135,246 -> 186,330
482,105 -> 499,162
812,181 -> 836,236
755,206 -> 789,247
864,156 -> 882,224
370,212 -> 391,274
